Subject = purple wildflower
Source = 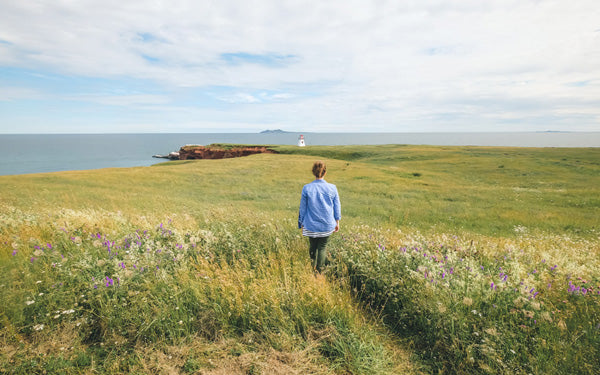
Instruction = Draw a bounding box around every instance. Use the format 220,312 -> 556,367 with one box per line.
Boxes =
12,249 -> 17,256
47,243 -> 52,249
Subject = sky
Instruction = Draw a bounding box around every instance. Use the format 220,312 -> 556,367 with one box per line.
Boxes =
0,0 -> 599,134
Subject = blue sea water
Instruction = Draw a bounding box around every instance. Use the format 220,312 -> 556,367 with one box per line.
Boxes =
0,132 -> 598,176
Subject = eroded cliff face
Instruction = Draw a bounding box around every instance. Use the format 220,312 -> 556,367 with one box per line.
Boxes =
178,146 -> 276,160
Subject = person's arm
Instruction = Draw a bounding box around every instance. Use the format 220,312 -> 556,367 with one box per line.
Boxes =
333,187 -> 341,230
298,187 -> 307,229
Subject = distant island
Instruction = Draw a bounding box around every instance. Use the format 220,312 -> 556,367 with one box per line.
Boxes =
260,129 -> 292,134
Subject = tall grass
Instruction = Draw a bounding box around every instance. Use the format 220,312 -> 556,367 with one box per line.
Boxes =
0,209 -> 415,374
328,227 -> 599,374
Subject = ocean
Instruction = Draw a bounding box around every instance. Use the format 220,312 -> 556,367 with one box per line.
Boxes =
0,132 -> 598,176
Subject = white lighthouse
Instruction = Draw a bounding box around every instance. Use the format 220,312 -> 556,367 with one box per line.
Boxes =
297,134 -> 306,147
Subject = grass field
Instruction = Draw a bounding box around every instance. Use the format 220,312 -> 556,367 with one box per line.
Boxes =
0,144 -> 598,374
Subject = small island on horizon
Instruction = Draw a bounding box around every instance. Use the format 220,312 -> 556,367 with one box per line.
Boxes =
259,129 -> 293,134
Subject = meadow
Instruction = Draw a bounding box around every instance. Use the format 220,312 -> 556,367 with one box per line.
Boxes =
0,144 -> 598,374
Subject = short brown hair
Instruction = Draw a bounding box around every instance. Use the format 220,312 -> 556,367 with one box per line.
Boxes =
312,161 -> 327,178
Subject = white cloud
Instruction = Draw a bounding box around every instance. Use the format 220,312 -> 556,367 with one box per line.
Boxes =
0,0 -> 599,132
217,92 -> 260,104
67,94 -> 172,106
0,87 -> 40,101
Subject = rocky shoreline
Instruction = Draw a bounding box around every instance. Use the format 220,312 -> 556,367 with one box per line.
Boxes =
153,145 -> 277,160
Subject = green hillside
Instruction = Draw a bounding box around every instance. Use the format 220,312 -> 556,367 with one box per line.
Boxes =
1,145 -> 598,374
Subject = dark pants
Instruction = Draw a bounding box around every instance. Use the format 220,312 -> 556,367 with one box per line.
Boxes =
309,236 -> 329,273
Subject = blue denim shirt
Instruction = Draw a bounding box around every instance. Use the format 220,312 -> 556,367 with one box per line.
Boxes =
298,179 -> 341,232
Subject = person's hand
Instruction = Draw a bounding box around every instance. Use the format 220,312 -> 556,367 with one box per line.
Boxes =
334,221 -> 340,232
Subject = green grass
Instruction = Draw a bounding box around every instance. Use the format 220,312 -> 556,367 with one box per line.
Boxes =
0,144 -> 599,374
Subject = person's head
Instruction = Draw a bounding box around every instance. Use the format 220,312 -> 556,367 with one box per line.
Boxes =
312,161 -> 327,179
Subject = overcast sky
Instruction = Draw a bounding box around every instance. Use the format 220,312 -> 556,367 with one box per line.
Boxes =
1,0 -> 599,133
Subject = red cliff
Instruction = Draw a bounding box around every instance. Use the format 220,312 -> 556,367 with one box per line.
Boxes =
177,145 -> 276,160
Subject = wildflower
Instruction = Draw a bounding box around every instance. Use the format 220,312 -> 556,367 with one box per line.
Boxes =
547,283 -> 552,289
12,249 -> 17,256
105,277 -> 114,287
33,324 -> 44,331
25,300 -> 35,306
529,288 -> 535,294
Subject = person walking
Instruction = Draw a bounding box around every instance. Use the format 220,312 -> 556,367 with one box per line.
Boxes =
298,161 -> 341,273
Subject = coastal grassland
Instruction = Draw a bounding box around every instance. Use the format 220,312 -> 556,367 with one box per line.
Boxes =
0,144 -> 599,374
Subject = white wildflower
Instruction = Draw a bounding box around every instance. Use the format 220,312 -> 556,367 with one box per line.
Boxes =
25,300 -> 35,306
33,324 -> 44,331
